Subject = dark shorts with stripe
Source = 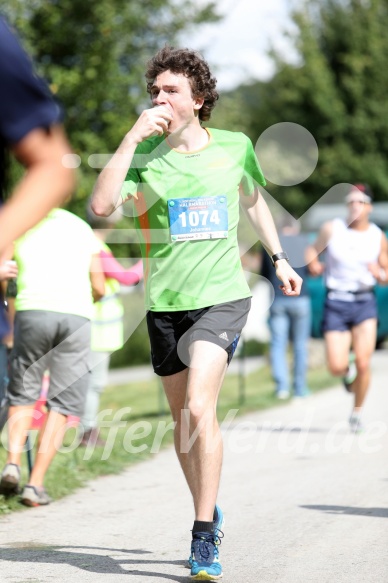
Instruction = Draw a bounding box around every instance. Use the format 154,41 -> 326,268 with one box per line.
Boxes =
146,298 -> 251,376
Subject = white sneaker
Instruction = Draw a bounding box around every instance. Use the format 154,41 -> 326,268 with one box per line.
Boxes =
20,485 -> 52,507
276,390 -> 290,400
349,414 -> 364,433
0,463 -> 20,495
342,354 -> 357,392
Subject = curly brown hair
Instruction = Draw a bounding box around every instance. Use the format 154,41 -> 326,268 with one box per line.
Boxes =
145,46 -> 219,122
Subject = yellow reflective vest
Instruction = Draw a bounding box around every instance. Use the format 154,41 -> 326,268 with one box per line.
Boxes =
91,242 -> 124,353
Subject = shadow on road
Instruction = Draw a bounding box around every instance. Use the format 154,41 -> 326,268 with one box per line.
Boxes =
0,544 -> 190,581
300,505 -> 388,518
226,424 -> 328,434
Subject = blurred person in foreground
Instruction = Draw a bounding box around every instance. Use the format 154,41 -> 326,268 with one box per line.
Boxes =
91,45 -> 302,580
0,16 -> 75,343
80,204 -> 143,447
0,208 -> 104,506
306,184 -> 388,432
261,216 -> 311,400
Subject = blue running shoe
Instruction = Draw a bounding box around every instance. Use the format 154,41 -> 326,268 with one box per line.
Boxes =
187,505 -> 225,568
213,505 -> 225,535
190,532 -> 223,580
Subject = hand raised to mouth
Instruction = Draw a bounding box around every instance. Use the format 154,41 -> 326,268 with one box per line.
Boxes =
129,106 -> 173,142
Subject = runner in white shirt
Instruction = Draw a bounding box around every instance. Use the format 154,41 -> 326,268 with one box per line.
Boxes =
306,184 -> 388,432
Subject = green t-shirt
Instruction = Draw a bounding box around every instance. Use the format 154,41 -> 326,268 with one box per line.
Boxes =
14,208 -> 100,319
121,128 -> 266,311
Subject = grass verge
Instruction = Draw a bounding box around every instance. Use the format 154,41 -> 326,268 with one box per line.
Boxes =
0,363 -> 337,515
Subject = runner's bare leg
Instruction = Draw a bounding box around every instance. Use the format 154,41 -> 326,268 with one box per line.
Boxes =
324,330 -> 352,377
162,340 -> 227,522
351,318 -> 377,410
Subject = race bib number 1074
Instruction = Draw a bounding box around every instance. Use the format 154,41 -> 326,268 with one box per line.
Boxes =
168,195 -> 228,242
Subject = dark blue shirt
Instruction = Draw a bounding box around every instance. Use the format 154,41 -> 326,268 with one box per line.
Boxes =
0,18 -> 62,146
0,17 -> 62,340
261,234 -> 310,298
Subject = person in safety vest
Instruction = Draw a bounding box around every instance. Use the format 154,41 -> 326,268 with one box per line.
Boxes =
80,204 -> 143,446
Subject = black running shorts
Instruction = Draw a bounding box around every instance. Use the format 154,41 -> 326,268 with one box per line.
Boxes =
146,298 -> 251,376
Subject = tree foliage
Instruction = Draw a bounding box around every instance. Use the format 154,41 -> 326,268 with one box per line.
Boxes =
215,0 -> 388,216
1,0 -> 219,216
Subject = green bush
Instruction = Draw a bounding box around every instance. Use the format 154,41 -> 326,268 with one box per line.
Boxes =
240,338 -> 268,357
110,315 -> 151,368
109,289 -> 151,368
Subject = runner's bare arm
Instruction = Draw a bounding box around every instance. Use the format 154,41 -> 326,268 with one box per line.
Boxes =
240,188 -> 302,296
89,253 -> 105,302
368,231 -> 388,284
305,221 -> 333,276
91,107 -> 172,217
0,244 -> 16,280
0,127 -> 75,253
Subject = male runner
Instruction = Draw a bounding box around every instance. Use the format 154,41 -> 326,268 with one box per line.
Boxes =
306,184 -> 388,432
92,46 -> 302,580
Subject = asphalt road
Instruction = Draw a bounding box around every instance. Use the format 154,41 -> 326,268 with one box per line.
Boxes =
0,350 -> 387,583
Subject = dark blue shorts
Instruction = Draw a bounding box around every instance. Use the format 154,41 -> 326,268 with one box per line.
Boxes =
322,296 -> 377,333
